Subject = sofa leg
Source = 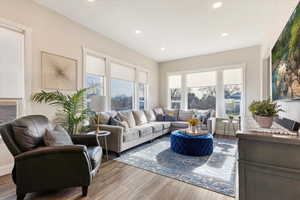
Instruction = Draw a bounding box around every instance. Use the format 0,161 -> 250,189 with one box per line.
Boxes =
82,186 -> 89,196
16,189 -> 26,200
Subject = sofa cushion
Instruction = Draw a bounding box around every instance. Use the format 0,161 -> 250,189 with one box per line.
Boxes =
144,110 -> 156,122
118,111 -> 136,128
171,121 -> 189,129
123,128 -> 140,142
164,109 -> 179,120
133,110 -> 148,125
178,110 -> 194,121
136,124 -> 153,137
153,108 -> 164,116
110,117 -> 129,130
98,111 -> 118,125
160,121 -> 171,129
12,115 -> 53,151
43,125 -> 73,146
87,146 -> 102,169
149,122 -> 164,132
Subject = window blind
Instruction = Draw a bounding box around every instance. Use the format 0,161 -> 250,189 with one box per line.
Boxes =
137,71 -> 148,84
0,27 -> 24,98
186,71 -> 216,87
168,75 -> 181,89
110,62 -> 135,81
86,54 -> 106,76
223,68 -> 242,85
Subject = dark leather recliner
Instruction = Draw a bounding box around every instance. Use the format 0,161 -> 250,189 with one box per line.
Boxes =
0,115 -> 102,200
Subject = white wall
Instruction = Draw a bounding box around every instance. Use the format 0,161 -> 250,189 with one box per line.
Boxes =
0,0 -> 159,175
159,45 -> 262,116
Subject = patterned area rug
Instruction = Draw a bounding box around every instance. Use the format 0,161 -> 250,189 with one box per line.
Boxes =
115,135 -> 237,197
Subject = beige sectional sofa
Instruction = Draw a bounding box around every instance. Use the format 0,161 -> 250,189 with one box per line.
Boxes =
98,108 -> 216,156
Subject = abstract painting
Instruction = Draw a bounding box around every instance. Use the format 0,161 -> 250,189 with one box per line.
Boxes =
42,51 -> 78,90
272,2 -> 300,100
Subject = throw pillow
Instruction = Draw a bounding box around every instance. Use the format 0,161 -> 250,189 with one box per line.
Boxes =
111,118 -> 129,130
98,112 -> 111,124
144,110 -> 156,122
178,110 -> 194,121
153,108 -> 164,116
164,115 -> 177,121
118,111 -> 136,128
43,125 -> 73,146
133,110 -> 148,125
164,109 -> 179,120
13,126 -> 44,151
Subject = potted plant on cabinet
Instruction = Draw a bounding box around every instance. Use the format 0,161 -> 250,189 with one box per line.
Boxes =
248,98 -> 284,128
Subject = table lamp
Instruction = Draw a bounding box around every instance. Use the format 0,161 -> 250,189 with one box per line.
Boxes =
91,96 -> 106,134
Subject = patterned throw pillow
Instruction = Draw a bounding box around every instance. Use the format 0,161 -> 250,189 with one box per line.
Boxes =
164,109 -> 179,120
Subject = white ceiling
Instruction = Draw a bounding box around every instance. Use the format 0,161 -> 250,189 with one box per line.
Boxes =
34,0 -> 298,62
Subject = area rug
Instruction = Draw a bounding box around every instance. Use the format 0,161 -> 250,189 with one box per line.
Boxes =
114,135 -> 237,197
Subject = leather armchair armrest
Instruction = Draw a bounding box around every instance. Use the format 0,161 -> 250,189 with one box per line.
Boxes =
15,145 -> 92,192
71,134 -> 99,147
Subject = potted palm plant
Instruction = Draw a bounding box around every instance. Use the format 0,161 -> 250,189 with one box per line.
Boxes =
31,88 -> 92,135
249,98 -> 284,128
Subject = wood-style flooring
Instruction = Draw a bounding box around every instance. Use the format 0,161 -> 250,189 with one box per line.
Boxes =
0,161 -> 234,200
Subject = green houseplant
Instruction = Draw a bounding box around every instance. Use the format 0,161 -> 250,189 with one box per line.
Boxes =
32,88 -> 92,135
248,98 -> 284,128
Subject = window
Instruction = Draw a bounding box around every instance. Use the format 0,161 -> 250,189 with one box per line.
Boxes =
111,79 -> 134,111
0,27 -> 25,122
138,83 -> 147,110
187,72 -> 216,110
85,54 -> 106,108
0,101 -> 18,124
110,62 -> 135,111
137,71 -> 148,110
223,68 -> 242,116
168,75 -> 182,109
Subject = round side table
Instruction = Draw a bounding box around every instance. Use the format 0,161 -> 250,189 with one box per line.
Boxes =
95,131 -> 111,161
222,120 -> 238,135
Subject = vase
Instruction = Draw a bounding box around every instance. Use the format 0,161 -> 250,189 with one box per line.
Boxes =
191,126 -> 196,133
256,115 -> 273,128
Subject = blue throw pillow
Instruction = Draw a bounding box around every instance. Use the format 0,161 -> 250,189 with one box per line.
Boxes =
164,115 -> 177,121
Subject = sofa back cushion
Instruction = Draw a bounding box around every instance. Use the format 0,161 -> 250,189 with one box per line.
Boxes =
43,125 -> 73,146
12,115 -> 53,151
178,110 -> 194,121
98,111 -> 118,125
153,108 -> 164,116
144,110 -> 156,122
118,111 -> 136,128
133,111 -> 148,126
164,109 -> 179,120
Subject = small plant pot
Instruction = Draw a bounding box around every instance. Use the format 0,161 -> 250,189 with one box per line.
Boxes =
256,115 -> 273,128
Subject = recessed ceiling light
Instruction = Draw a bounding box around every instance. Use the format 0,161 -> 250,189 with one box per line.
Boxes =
135,30 -> 142,34
161,47 -> 166,51
87,0 -> 95,2
212,2 -> 223,9
221,33 -> 229,37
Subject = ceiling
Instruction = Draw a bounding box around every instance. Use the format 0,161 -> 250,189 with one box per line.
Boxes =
34,0 -> 298,62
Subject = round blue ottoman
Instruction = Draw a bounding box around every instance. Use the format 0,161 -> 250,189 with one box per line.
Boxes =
170,130 -> 213,156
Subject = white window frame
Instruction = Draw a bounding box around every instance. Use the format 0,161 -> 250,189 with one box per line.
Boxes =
167,64 -> 246,117
82,47 -> 150,111
137,83 -> 148,110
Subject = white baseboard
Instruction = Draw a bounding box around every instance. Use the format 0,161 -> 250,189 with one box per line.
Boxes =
0,163 -> 13,176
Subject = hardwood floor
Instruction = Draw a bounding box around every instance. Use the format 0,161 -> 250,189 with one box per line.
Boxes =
0,161 -> 234,200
